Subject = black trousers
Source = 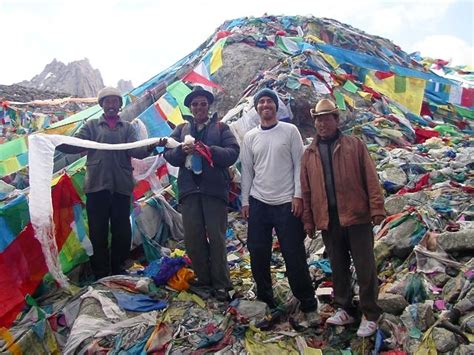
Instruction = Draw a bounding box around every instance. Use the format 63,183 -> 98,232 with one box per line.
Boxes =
86,190 -> 132,278
247,196 -> 317,312
180,194 -> 231,290
322,209 -> 382,321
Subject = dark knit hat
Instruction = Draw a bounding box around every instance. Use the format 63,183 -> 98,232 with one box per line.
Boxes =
253,88 -> 279,111
184,86 -> 215,108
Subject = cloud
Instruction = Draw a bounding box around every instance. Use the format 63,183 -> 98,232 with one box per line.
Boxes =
1,0 -> 471,87
411,35 -> 474,66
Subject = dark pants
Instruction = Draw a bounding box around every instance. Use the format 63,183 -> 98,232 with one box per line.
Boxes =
247,197 -> 317,313
86,190 -> 132,278
180,194 -> 231,290
322,209 -> 382,321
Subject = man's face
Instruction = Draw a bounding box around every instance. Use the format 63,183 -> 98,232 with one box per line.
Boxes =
315,113 -> 339,139
190,96 -> 210,124
256,96 -> 277,121
102,96 -> 121,118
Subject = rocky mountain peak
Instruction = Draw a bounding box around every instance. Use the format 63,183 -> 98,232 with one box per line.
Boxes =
17,58 -> 105,98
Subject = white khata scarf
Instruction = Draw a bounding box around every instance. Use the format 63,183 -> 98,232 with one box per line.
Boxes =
28,134 -> 179,287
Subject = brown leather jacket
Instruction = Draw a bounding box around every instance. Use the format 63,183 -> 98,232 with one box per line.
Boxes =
301,133 -> 386,231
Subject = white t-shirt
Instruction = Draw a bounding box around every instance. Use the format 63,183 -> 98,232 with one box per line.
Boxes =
240,121 -> 304,206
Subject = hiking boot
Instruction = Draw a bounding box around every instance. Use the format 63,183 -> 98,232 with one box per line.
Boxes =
214,289 -> 230,302
188,278 -> 210,288
356,318 -> 377,337
326,308 -> 356,326
304,311 -> 321,327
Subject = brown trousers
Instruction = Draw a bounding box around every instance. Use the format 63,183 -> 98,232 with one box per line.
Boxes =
322,209 -> 382,321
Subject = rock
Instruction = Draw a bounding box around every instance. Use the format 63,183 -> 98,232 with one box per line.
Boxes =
378,313 -> 406,349
384,191 -> 429,215
460,312 -> 474,333
17,58 -> 104,97
385,195 -> 409,215
454,344 -> 474,355
400,303 -> 435,331
117,79 -> 134,93
443,274 -> 467,303
378,293 -> 409,315
432,327 -> 458,352
381,166 -> 408,188
0,84 -> 71,102
404,337 -> 422,354
429,272 -> 451,287
436,230 -> 474,252
380,217 -> 420,258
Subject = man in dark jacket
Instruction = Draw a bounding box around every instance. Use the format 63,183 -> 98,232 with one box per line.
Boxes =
57,87 -> 163,279
163,86 -> 239,301
301,98 -> 385,337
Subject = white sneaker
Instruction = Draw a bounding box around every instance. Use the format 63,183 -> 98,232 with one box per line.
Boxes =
356,318 -> 377,337
326,309 -> 356,326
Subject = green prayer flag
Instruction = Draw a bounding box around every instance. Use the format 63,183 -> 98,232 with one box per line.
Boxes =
166,81 -> 192,116
334,91 -> 346,111
0,137 -> 27,161
342,80 -> 359,93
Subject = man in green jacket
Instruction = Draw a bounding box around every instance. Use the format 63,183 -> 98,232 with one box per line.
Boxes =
58,87 -> 164,279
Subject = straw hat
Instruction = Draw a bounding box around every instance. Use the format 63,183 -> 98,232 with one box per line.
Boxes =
310,99 -> 339,117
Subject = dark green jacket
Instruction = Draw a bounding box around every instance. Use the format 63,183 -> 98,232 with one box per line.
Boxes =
57,115 -> 149,196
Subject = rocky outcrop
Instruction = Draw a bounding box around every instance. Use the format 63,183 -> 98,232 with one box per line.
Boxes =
117,79 -> 134,94
0,84 -> 70,102
17,58 -> 104,98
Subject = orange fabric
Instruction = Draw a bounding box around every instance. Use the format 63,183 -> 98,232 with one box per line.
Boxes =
167,267 -> 195,291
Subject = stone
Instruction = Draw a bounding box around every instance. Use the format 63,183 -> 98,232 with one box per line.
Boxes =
400,303 -> 435,332
436,230 -> 474,252
453,344 -> 474,355
460,312 -> 474,333
378,293 -> 409,315
381,166 -> 408,187
384,195 -> 409,215
380,217 -> 420,258
432,327 -> 458,352
443,274 -> 467,303
429,272 -> 451,287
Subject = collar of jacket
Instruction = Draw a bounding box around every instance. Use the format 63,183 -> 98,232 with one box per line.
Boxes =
307,129 -> 343,152
98,114 -> 124,126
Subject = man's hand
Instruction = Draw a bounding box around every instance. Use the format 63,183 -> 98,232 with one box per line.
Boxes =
372,215 -> 385,225
147,138 -> 168,152
291,197 -> 303,218
241,205 -> 250,220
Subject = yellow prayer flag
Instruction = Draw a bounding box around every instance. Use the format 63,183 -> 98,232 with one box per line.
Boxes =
365,71 -> 426,114
168,107 -> 185,126
343,94 -> 355,108
358,91 -> 373,100
318,51 -> 339,69
209,38 -> 226,74
304,34 -> 325,44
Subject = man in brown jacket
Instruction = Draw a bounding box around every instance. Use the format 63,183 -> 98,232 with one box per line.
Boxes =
300,98 -> 385,337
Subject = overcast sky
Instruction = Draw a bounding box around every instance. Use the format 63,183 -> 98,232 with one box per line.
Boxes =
2,0 -> 473,88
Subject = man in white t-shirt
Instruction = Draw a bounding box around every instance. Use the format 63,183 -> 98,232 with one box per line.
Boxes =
240,88 -> 319,326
